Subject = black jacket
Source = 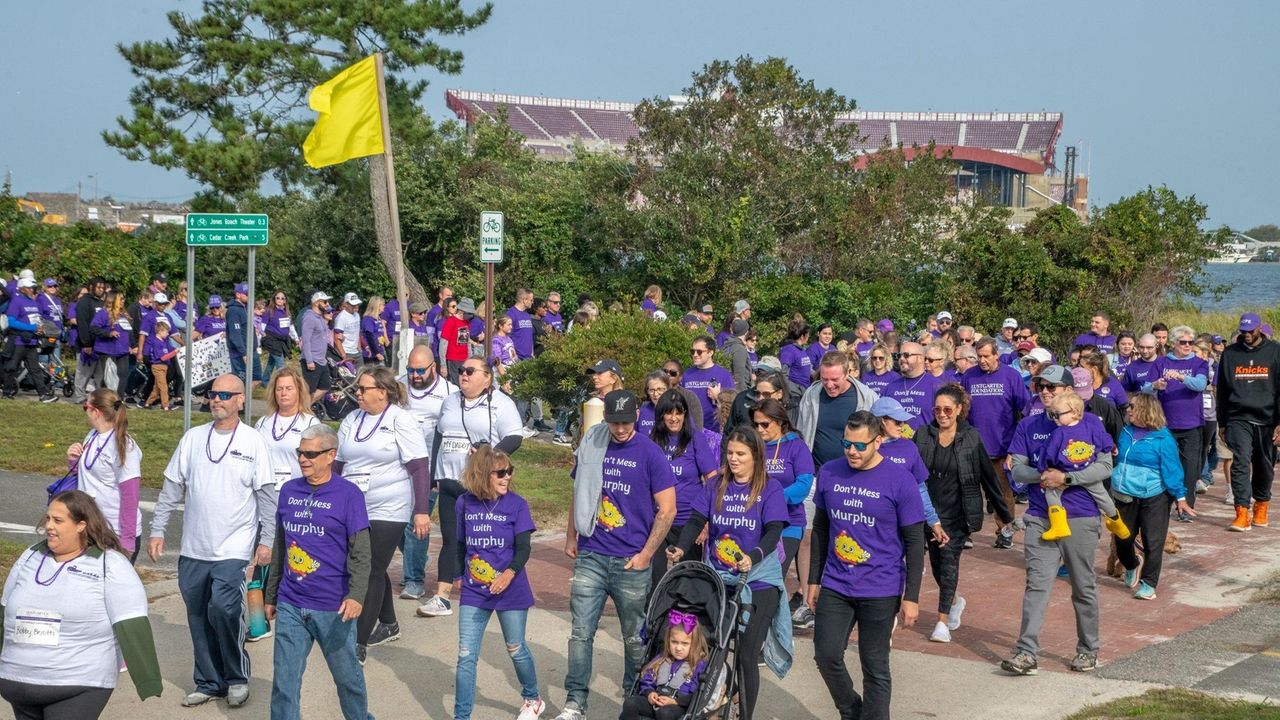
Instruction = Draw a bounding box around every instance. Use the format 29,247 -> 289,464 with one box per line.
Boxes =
1087,396 -> 1123,443
914,419 -> 1012,531
75,294 -> 104,349
1216,337 -> 1280,427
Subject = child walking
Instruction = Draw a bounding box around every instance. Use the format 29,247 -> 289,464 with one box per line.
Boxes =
1037,392 -> 1129,541
143,319 -> 176,410
621,610 -> 710,720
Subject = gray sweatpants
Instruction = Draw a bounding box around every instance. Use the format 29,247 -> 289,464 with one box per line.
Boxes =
1014,514 -> 1101,658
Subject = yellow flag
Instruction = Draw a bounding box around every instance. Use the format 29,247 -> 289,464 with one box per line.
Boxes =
302,55 -> 385,168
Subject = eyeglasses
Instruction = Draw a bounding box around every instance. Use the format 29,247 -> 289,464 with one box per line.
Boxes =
459,366 -> 483,376
1176,339 -> 1195,345
548,300 -> 561,305
407,366 -> 433,375
295,448 -> 334,459
691,348 -> 710,356
664,369 -> 680,377
841,439 -> 873,452
753,420 -> 774,429
354,384 -> 381,394
933,406 -> 956,416
207,391 -> 242,401
925,357 -> 943,364
491,466 -> 515,479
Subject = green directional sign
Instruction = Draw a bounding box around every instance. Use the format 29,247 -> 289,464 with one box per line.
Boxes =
186,213 -> 269,246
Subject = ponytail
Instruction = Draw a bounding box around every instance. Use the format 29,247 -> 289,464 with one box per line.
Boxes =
87,388 -> 131,464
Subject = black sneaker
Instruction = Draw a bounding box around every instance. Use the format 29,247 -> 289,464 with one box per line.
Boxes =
788,591 -> 803,613
39,394 -> 58,404
367,621 -> 401,647
1,393 -> 15,400
1177,511 -> 1194,523
355,644 -> 367,666
994,531 -> 1014,550
1001,651 -> 1038,676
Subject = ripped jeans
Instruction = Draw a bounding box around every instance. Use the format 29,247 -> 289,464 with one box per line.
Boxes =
454,605 -> 538,720
563,550 -> 652,714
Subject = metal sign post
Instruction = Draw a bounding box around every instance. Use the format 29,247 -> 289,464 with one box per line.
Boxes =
184,213 -> 270,430
480,211 -> 504,360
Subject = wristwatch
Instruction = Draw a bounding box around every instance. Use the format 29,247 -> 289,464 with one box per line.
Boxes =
1063,473 -> 1074,486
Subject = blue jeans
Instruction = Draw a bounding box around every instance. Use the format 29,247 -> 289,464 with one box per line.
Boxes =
399,490 -> 436,586
455,605 -> 539,720
270,601 -> 373,720
229,352 -> 263,386
564,551 -> 651,713
263,352 -> 286,384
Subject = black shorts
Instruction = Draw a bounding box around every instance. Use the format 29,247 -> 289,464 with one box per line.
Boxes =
302,362 -> 331,393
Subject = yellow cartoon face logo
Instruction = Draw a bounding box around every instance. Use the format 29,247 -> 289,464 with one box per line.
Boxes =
713,534 -> 745,568
287,541 -> 320,579
598,495 -> 626,531
834,531 -> 871,566
1064,440 -> 1095,464
899,424 -> 915,440
468,554 -> 498,585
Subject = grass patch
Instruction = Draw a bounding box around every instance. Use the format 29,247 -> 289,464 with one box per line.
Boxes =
1252,569 -> 1280,605
0,401 -> 577,528
1161,306 -> 1280,339
0,539 -> 29,580
1067,688 -> 1280,719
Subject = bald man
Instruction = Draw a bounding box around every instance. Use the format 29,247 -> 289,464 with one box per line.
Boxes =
150,374 -> 278,708
883,341 -> 947,435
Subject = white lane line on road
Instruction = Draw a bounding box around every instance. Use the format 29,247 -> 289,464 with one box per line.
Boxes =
0,521 -> 39,535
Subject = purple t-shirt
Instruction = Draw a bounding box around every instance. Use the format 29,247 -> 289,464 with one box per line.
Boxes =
883,373 -> 946,432
194,314 -> 226,338
640,298 -> 658,317
962,364 -> 1031,458
506,307 -> 535,360
426,303 -> 445,330
659,431 -> 719,525
577,433 -> 676,558
715,331 -> 733,350
456,491 -> 536,611
861,369 -> 900,395
276,474 -> 371,612
854,340 -> 876,359
468,316 -> 486,343
381,299 -> 401,338
694,476 -> 788,590
1151,354 -> 1210,430
763,434 -> 815,528
807,342 -> 834,369
1032,413 -> 1112,518
90,308 -> 132,356
814,456 -> 926,598
1097,377 -> 1128,408
143,333 -> 171,364
544,311 -> 564,333
35,293 -> 63,332
264,307 -> 292,339
779,343 -> 813,389
490,334 -> 517,368
637,403 -> 657,438
361,315 -> 385,360
681,364 -> 736,433
6,294 -> 44,347
1073,333 -> 1116,355
1122,358 -> 1159,393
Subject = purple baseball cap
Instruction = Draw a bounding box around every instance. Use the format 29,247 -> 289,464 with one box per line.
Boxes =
1239,312 -> 1262,332
234,282 -> 249,295
1263,324 -> 1274,338
43,278 -> 58,287
207,294 -> 223,308
875,318 -> 894,334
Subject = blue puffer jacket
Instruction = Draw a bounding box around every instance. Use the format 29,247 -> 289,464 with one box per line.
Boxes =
1110,425 -> 1185,500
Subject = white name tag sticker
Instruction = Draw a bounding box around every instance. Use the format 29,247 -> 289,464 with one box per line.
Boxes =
346,472 -> 371,492
1203,394 -> 1213,410
440,436 -> 471,455
279,318 -> 291,328
14,609 -> 61,647
117,319 -> 133,331
26,314 -> 41,325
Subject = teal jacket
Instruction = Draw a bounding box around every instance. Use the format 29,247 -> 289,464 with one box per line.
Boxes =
1111,425 -> 1185,501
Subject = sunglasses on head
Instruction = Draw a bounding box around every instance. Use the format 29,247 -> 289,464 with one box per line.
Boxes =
295,448 -> 333,459
841,439 -> 872,452
207,390 -> 242,401
492,466 -> 515,478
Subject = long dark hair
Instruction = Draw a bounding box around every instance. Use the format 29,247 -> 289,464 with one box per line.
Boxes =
717,426 -> 767,512
752,397 -> 793,435
783,319 -> 810,346
270,288 -> 290,316
652,389 -> 694,460
45,490 -> 122,553
86,388 -> 131,462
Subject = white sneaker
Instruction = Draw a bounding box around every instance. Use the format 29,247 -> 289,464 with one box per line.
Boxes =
947,596 -> 966,631
416,595 -> 453,617
553,704 -> 584,720
929,621 -> 951,643
517,697 -> 546,720
520,426 -> 540,438
1224,491 -> 1235,505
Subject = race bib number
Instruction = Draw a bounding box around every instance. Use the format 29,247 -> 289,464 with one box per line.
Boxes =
13,609 -> 61,647
117,318 -> 133,331
440,435 -> 471,455
26,313 -> 41,326
346,472 -> 371,493
273,469 -> 292,485
278,318 -> 291,328
1203,394 -> 1213,410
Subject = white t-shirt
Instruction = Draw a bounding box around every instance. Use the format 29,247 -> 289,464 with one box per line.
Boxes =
336,404 -> 429,522
1,547 -> 147,689
159,421 -> 275,561
334,310 -> 361,356
254,412 -> 322,486
76,430 -> 142,541
400,374 -> 457,458
434,390 -> 523,481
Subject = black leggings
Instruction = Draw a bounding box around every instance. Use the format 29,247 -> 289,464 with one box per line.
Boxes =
925,525 -> 967,615
0,679 -> 112,720
779,536 -> 801,579
435,479 -> 466,586
737,585 -> 779,720
358,520 -> 405,644
621,695 -> 687,720
648,525 -> 684,594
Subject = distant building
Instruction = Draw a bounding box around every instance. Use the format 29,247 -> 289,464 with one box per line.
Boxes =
20,192 -> 188,230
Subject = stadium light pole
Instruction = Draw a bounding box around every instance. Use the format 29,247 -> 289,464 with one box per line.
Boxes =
1075,138 -> 1091,213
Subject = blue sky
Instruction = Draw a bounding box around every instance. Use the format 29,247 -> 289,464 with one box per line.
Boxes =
3,1 -> 1276,229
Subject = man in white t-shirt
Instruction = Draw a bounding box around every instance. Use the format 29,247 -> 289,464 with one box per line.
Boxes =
334,292 -> 363,363
148,374 -> 277,709
397,344 -> 457,600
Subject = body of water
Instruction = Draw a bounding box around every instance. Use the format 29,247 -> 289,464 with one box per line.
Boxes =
1191,263 -> 1280,311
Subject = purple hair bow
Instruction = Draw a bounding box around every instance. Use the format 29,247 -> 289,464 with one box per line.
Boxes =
668,609 -> 697,634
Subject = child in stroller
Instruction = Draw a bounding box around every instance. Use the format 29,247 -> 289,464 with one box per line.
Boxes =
623,610 -> 710,720
316,330 -> 358,420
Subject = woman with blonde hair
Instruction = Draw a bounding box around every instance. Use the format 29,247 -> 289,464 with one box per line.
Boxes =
67,388 -> 143,560
361,296 -> 389,365
641,285 -> 663,317
90,290 -> 132,395
451,446 -> 543,720
255,367 -> 322,489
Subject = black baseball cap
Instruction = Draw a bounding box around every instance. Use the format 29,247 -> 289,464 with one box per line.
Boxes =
603,390 -> 639,423
586,359 -> 623,378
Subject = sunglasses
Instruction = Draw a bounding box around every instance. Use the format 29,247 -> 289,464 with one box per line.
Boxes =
925,357 -> 943,364
664,369 -> 680,377
407,366 -> 433,375
1176,339 -> 1195,345
841,439 -> 873,452
354,384 -> 381,394
295,448 -> 334,459
900,352 -> 922,359
459,366 -> 483,376
870,356 -> 887,362
491,466 -> 515,479
1016,334 -> 1032,340
933,406 -> 956,416
207,391 -> 242,401
1047,410 -> 1070,421
753,420 -> 774,429
691,349 -> 710,356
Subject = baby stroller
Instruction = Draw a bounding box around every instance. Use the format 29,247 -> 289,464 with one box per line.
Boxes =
316,343 -> 358,421
633,561 -> 750,720
37,350 -> 74,397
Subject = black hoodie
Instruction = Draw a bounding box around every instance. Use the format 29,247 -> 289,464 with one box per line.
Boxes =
1216,337 -> 1280,427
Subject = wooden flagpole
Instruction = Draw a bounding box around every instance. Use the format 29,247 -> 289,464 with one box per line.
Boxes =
374,52 -> 409,374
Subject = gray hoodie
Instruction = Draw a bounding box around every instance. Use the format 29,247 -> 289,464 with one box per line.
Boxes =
721,335 -> 752,389
795,376 -> 880,452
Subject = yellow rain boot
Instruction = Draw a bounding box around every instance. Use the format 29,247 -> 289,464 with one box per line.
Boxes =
1103,513 -> 1131,540
1041,505 -> 1072,541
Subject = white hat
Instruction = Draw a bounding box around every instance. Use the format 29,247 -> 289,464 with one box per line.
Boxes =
310,291 -> 332,304
1021,348 -> 1052,366
653,310 -> 668,321
937,311 -> 954,322
153,292 -> 169,303
18,269 -> 34,280
1002,317 -> 1018,329
343,292 -> 363,306
17,277 -> 36,289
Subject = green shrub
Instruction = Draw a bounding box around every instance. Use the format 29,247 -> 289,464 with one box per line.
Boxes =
508,311 -> 699,406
